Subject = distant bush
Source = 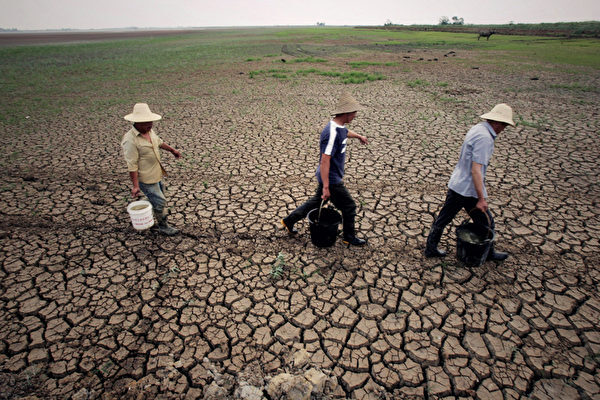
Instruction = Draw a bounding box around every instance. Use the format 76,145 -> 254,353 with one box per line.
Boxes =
380,21 -> 600,38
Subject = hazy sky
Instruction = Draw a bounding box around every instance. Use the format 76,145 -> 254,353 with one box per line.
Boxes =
1,0 -> 599,30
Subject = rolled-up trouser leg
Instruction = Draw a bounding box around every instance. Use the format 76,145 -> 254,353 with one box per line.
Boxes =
285,185 -> 323,226
139,181 -> 167,214
425,190 -> 466,256
139,181 -> 178,235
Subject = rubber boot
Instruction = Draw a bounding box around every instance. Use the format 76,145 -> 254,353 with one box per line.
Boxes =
342,217 -> 366,246
424,225 -> 446,258
487,244 -> 508,261
155,209 -> 179,236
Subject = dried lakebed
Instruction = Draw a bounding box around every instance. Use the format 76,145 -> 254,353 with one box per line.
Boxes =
1,37 -> 599,399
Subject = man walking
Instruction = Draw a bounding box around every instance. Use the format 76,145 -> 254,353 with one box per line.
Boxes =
282,92 -> 368,246
121,103 -> 181,236
424,103 -> 515,260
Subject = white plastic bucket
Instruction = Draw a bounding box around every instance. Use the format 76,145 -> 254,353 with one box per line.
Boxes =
127,200 -> 154,230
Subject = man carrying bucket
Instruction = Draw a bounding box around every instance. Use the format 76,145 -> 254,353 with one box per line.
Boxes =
281,92 -> 369,246
121,103 -> 181,236
424,104 -> 515,260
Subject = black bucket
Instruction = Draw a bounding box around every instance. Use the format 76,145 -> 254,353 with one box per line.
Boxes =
307,207 -> 342,248
456,222 -> 495,267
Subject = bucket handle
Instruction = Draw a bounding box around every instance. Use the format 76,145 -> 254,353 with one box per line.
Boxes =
317,199 -> 327,222
466,208 -> 493,240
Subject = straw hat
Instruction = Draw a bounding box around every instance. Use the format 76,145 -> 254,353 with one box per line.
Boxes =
480,103 -> 515,126
332,92 -> 362,115
124,103 -> 162,122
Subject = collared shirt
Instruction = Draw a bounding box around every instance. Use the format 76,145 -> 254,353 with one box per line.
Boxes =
121,127 -> 165,184
316,120 -> 348,185
448,121 -> 497,198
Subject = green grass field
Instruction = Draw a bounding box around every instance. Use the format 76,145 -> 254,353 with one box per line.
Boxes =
0,26 -> 598,126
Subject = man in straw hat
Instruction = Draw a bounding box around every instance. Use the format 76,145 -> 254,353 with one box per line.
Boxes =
121,103 -> 181,236
424,103 -> 515,260
281,92 -> 369,246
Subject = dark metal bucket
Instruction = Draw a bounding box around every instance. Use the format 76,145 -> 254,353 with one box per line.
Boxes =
307,205 -> 342,248
456,221 -> 495,266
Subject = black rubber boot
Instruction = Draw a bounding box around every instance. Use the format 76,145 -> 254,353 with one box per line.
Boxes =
343,236 -> 367,246
155,209 -> 179,236
487,244 -> 508,261
281,217 -> 298,235
424,226 -> 447,258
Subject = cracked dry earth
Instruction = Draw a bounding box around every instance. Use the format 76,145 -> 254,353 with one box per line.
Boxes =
1,43 -> 600,399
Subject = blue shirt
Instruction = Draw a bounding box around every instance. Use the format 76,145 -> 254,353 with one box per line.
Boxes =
448,121 -> 497,198
316,120 -> 348,185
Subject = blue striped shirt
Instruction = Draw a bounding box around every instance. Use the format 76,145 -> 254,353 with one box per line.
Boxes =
448,121 -> 497,198
316,120 -> 348,185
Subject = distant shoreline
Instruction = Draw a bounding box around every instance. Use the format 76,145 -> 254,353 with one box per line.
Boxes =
0,29 -> 211,46
0,26 -> 324,46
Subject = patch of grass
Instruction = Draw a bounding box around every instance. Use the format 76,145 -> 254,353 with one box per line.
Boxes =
348,61 -> 399,68
1,26 -> 598,126
407,79 -> 430,88
297,68 -> 385,84
290,56 -> 327,63
517,115 -> 550,130
245,57 -> 262,61
550,83 -> 597,92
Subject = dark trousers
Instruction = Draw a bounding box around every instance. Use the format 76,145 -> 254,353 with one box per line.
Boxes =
431,189 -> 495,233
286,183 -> 357,238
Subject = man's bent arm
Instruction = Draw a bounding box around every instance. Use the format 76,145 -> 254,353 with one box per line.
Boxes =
160,143 -> 181,158
320,154 -> 331,200
347,130 -> 368,144
471,162 -> 487,212
129,171 -> 141,198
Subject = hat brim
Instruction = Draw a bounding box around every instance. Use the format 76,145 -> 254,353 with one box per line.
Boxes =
480,112 -> 515,127
124,113 -> 162,122
331,105 -> 362,115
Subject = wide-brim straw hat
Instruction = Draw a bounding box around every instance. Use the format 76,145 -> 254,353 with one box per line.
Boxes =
124,103 -> 162,122
480,103 -> 515,126
332,92 -> 362,115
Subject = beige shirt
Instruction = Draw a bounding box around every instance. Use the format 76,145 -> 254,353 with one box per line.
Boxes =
121,127 -> 165,184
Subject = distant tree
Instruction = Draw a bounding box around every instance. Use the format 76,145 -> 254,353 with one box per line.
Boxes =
451,16 -> 464,25
384,19 -> 393,26
439,16 -> 450,25
316,22 -> 325,27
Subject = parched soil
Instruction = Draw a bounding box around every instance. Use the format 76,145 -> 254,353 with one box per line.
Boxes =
0,31 -> 599,399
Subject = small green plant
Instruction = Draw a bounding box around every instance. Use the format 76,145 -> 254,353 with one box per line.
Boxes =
96,360 -> 114,375
183,298 -> 196,307
270,252 -> 286,281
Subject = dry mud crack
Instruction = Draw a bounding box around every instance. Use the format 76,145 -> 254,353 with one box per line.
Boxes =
1,35 -> 600,400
